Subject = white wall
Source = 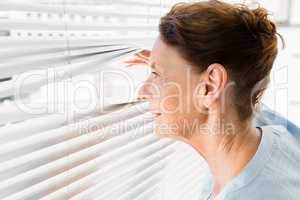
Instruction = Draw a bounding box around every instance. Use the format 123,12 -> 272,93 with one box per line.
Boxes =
262,27 -> 300,126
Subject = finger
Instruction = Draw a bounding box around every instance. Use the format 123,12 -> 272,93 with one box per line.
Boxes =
125,62 -> 148,67
123,59 -> 147,64
124,61 -> 148,67
139,49 -> 151,57
136,53 -> 150,61
135,49 -> 151,59
124,56 -> 149,63
126,64 -> 134,67
125,63 -> 147,67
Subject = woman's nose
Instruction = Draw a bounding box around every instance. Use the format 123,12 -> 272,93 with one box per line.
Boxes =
137,82 -> 157,101
138,83 -> 150,101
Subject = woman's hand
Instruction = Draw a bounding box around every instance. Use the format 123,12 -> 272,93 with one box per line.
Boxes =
124,50 -> 151,67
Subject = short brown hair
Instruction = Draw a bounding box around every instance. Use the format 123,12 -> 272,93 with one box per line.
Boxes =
159,0 -> 283,120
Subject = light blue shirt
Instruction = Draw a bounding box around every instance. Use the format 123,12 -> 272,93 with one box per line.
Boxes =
198,105 -> 300,200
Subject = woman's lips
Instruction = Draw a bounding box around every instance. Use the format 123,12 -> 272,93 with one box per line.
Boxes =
153,113 -> 162,117
149,109 -> 162,117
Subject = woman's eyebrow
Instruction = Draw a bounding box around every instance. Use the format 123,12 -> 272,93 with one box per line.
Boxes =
149,61 -> 163,74
149,61 -> 156,70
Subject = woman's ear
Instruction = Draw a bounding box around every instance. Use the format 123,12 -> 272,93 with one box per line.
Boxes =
194,63 -> 228,109
206,63 -> 228,104
193,75 -> 210,111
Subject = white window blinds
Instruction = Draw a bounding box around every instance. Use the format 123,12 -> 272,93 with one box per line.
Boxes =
0,0 -> 205,200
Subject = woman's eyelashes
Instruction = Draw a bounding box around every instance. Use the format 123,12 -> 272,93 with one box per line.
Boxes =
151,71 -> 159,77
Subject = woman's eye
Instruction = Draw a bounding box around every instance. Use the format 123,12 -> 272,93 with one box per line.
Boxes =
151,71 -> 159,77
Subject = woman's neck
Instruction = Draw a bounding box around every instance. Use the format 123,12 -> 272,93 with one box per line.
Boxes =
190,116 -> 262,197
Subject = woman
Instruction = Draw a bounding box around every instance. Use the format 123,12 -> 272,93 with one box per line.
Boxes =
125,1 -> 300,199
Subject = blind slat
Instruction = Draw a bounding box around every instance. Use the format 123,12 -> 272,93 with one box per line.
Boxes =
0,37 -> 154,48
0,112 -> 153,162
0,113 -> 154,181
70,154 -> 168,200
131,184 -> 158,200
40,141 -> 173,200
26,0 -> 171,7
0,1 -> 199,199
0,45 -> 131,59
0,19 -> 157,31
0,49 -> 140,100
0,48 -> 138,79
0,123 -> 155,198
0,2 -> 162,18
118,172 -> 161,200
2,139 -> 173,200
0,101 -> 149,144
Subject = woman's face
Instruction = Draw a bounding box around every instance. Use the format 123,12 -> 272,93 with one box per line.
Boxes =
138,37 -> 209,139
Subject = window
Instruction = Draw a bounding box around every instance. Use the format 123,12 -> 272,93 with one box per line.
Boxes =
0,1 -> 205,200
2,1 -> 299,199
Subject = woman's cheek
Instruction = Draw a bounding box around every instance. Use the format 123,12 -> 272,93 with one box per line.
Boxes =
160,82 -> 183,115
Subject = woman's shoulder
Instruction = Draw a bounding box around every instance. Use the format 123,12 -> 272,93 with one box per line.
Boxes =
198,125 -> 300,200
225,182 -> 295,200
260,125 -> 300,172
224,125 -> 300,200
258,125 -> 300,198
262,125 -> 300,160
